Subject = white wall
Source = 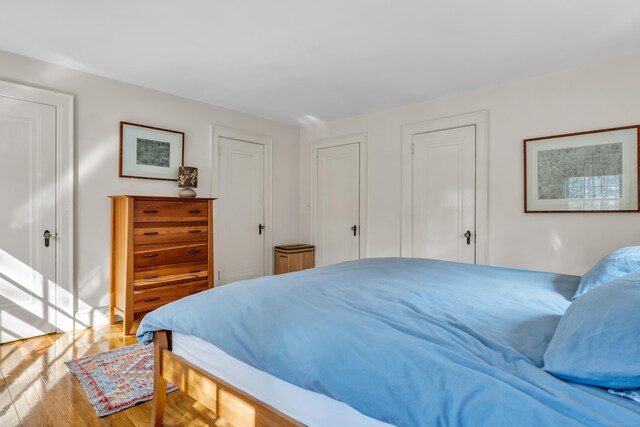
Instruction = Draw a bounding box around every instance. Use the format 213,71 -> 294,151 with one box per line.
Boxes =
300,54 -> 640,276
3,48 -> 639,329
0,50 -> 300,328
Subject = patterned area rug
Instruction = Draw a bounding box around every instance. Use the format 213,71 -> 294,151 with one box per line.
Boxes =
65,343 -> 177,417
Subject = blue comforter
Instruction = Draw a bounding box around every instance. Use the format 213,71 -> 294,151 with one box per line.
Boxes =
137,258 -> 640,426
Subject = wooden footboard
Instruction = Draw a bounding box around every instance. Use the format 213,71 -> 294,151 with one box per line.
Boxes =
151,330 -> 305,427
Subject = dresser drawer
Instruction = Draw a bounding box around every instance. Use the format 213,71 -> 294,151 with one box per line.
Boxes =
133,222 -> 209,245
133,280 -> 209,313
134,200 -> 208,222
134,242 -> 208,267
134,261 -> 209,290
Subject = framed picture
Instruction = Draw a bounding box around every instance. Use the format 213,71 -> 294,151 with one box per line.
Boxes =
524,125 -> 640,213
119,121 -> 184,181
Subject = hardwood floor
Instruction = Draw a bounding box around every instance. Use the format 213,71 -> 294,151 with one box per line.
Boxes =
0,322 -> 219,426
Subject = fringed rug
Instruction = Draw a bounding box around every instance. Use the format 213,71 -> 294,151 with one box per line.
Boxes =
65,343 -> 177,417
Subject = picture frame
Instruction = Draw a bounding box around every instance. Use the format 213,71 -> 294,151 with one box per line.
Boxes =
119,121 -> 185,181
524,125 -> 640,213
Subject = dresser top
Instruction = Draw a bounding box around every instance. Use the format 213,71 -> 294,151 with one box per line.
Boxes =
109,195 -> 217,201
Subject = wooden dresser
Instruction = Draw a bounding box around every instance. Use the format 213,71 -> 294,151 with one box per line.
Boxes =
109,195 -> 215,335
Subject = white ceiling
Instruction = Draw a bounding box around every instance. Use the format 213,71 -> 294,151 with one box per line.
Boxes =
2,1 -> 640,125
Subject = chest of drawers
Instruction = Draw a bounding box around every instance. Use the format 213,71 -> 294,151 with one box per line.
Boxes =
109,195 -> 215,335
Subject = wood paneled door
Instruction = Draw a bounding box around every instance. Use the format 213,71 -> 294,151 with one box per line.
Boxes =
315,143 -> 361,267
218,137 -> 267,284
0,95 -> 57,343
410,126 -> 476,263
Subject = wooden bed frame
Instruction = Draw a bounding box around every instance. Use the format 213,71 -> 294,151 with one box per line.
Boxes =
151,330 -> 305,427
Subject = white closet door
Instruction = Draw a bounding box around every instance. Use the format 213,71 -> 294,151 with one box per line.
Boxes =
219,137 -> 265,284
316,143 -> 360,267
412,126 -> 476,263
0,95 -> 57,343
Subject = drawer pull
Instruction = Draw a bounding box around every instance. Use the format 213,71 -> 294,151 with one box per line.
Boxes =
190,269 -> 201,273
143,296 -> 160,302
143,274 -> 159,279
143,253 -> 159,258
144,232 -> 159,235
189,230 -> 202,233
143,209 -> 159,213
187,249 -> 202,254
189,289 -> 203,294
188,209 -> 202,214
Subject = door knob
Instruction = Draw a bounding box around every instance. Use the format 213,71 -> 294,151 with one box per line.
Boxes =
464,230 -> 472,245
351,225 -> 358,236
43,230 -> 52,247
258,224 -> 265,235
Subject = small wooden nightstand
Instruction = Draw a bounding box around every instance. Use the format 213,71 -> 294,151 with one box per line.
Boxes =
274,244 -> 314,274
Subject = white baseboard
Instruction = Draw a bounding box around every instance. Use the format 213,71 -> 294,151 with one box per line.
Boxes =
58,305 -> 111,332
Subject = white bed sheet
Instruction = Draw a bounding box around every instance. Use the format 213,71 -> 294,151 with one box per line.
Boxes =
172,332 -> 392,427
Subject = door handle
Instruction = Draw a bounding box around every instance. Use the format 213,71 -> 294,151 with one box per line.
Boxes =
43,230 -> 52,247
464,230 -> 472,245
258,224 -> 265,235
351,225 -> 357,237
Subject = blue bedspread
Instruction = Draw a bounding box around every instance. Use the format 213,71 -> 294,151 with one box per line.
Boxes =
137,258 -> 640,426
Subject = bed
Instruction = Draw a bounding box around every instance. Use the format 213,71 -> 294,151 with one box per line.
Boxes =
137,257 -> 640,426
